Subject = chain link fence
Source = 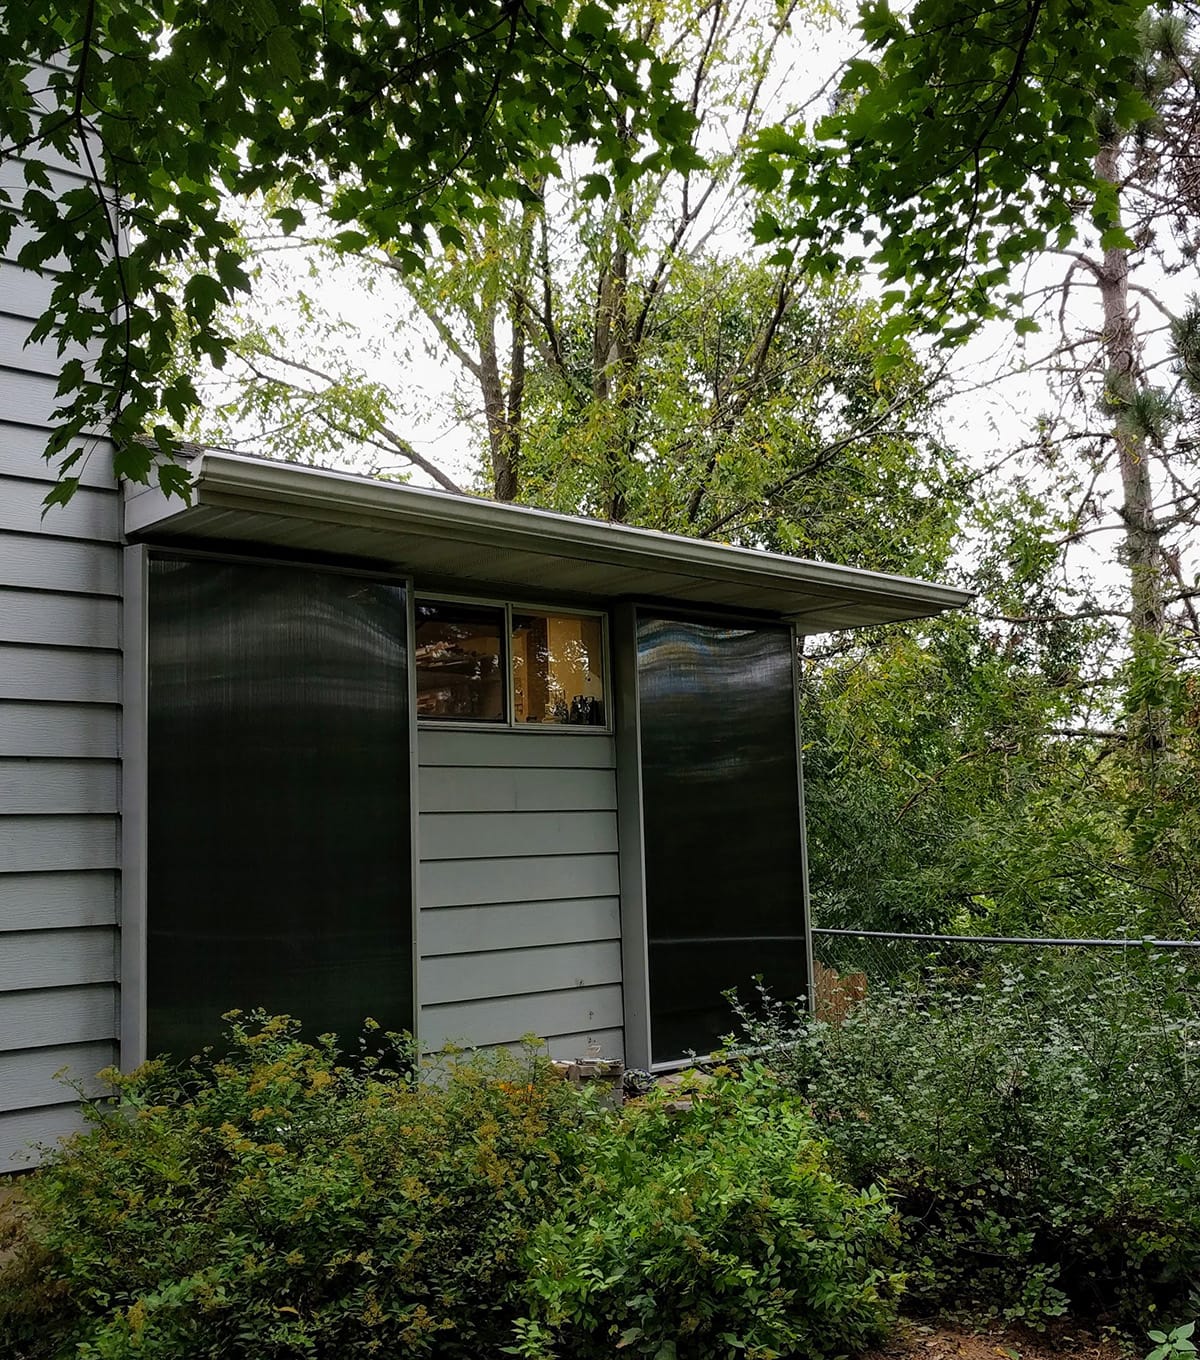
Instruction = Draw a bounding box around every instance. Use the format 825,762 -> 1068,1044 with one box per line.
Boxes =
810,926 -> 1200,1023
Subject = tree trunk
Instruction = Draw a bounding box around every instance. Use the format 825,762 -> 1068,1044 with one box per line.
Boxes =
1095,136 -> 1169,758
591,229 -> 632,521
1095,137 -> 1166,645
478,319 -> 518,501
474,210 -> 536,503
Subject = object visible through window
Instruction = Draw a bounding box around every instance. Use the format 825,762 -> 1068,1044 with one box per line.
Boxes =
414,601 -> 505,721
512,611 -> 605,726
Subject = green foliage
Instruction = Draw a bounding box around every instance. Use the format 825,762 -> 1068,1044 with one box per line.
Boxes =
1113,648 -> 1200,928
513,257 -> 963,568
734,960 -> 1200,1328
0,1 -> 695,495
801,609 -> 1124,936
193,0 -> 926,528
745,0 -> 1155,338
1148,1322 -> 1198,1360
800,576 -> 1200,938
794,450 -> 1200,940
0,1014 -> 597,1359
0,1016 -> 899,1360
511,1065 -> 900,1359
170,238 -> 425,477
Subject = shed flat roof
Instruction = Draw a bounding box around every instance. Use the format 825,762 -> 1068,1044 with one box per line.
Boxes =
124,451 -> 972,633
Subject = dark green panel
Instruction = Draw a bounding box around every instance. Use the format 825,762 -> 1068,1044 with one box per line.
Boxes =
147,556 -> 412,1058
637,614 -> 807,1063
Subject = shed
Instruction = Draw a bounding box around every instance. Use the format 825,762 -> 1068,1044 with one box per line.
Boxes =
1,436 -> 968,1164
0,168 -> 970,1159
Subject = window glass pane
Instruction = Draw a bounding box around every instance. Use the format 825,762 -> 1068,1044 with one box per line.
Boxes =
415,600 -> 506,721
512,611 -> 606,726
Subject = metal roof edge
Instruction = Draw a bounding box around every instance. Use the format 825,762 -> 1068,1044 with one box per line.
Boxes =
127,450 -> 975,617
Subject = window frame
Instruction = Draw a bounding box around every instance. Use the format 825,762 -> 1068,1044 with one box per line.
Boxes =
414,591 -> 612,734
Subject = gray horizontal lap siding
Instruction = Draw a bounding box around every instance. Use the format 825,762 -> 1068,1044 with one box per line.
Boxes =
0,250 -> 122,1168
417,728 -> 624,1061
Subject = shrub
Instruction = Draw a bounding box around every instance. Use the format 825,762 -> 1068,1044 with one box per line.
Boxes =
0,1016 -> 900,1360
512,1065 -> 901,1360
734,956 -> 1200,1329
0,1014 -> 595,1360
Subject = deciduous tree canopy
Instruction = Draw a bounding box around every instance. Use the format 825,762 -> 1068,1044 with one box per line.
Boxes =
0,0 -> 695,500
6,0 -> 1200,941
746,0 -> 1158,340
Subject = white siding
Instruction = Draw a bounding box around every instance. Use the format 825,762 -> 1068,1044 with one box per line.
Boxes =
0,217 -> 122,1167
417,727 -> 624,1060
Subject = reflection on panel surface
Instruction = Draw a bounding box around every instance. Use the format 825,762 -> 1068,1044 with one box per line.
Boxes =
147,557 -> 412,1058
637,614 -> 807,1062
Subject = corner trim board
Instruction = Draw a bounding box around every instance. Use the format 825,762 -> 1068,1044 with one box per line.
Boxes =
118,544 -> 149,1068
613,603 -> 651,1069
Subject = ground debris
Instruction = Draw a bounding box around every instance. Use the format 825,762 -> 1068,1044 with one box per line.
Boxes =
860,1317 -> 1130,1360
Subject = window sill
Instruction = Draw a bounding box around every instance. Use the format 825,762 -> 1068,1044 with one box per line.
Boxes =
416,719 -> 612,735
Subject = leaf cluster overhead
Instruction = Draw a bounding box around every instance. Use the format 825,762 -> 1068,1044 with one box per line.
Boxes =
746,0 -> 1157,339
0,0 -> 696,499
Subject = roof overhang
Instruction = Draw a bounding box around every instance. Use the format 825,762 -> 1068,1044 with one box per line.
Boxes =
124,452 -> 973,633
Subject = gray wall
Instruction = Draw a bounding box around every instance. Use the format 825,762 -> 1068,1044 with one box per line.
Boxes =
416,727 -> 624,1059
0,179 -> 123,1165
0,113 -> 629,1154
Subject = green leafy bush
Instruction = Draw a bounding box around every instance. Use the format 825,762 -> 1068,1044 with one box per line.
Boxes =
1147,1321 -> 1198,1360
0,1014 -> 595,1359
734,957 -> 1200,1329
0,1015 -> 899,1360
512,1065 -> 901,1359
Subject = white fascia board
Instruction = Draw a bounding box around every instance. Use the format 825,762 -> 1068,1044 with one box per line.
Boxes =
125,451 -> 975,621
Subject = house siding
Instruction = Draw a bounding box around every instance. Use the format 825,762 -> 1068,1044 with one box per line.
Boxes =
0,197 -> 122,1166
416,727 -> 624,1060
